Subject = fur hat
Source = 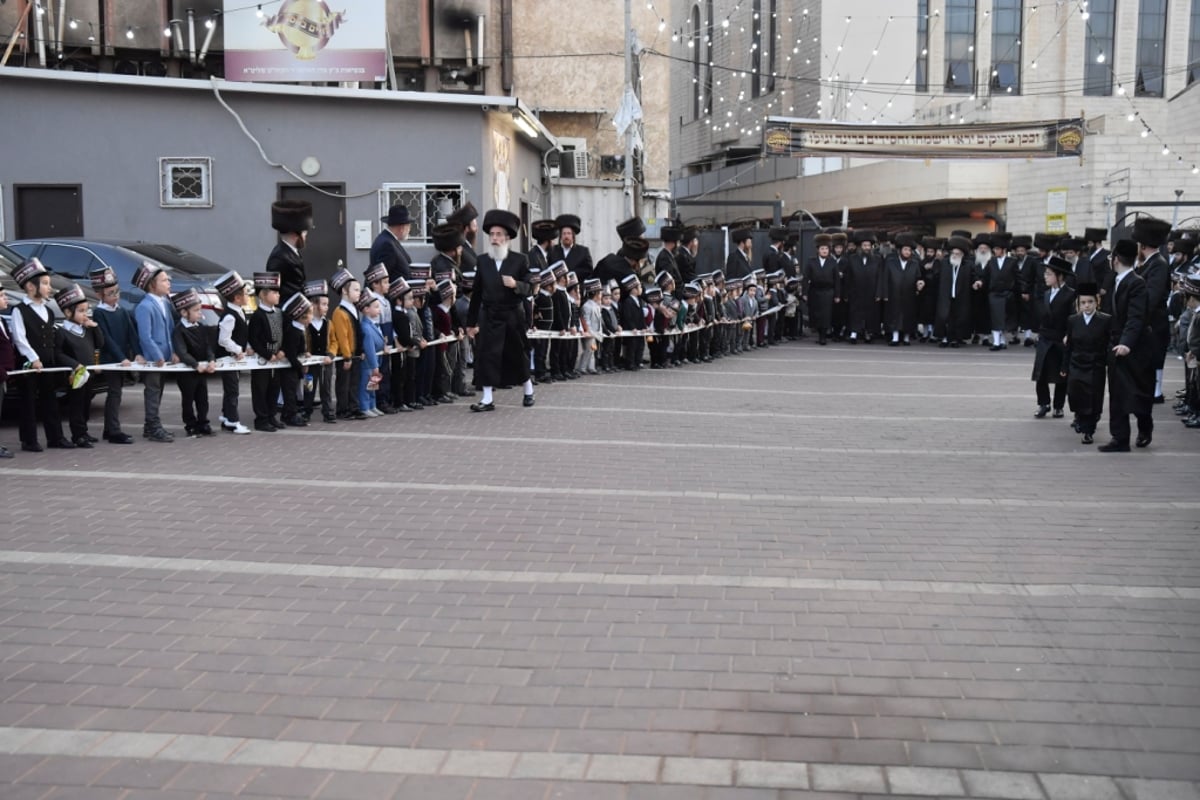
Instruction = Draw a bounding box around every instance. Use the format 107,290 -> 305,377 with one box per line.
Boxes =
731,228 -> 753,244
431,223 -> 464,252
1131,216 -> 1172,248
531,219 -> 558,243
271,199 -> 313,234
1084,227 -> 1107,244
446,201 -> 478,226
1010,234 -> 1033,250
1033,233 -> 1060,252
831,232 -> 848,247
946,236 -> 973,254
621,238 -> 650,260
555,213 -> 582,234
482,209 -> 520,239
616,216 -> 646,240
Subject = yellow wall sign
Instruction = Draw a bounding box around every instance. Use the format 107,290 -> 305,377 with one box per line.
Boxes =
1046,187 -> 1068,234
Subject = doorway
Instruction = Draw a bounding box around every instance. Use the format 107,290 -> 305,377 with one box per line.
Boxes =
15,185 -> 83,238
278,183 -> 346,282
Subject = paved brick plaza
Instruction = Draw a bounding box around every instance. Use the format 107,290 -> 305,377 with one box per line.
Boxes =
0,342 -> 1197,800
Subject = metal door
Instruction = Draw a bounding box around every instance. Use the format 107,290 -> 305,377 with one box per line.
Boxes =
14,185 -> 83,238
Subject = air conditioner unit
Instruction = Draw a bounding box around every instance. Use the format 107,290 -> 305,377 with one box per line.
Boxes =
600,154 -> 625,173
560,150 -> 589,179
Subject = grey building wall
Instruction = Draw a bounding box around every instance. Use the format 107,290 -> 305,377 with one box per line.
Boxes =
0,71 -> 550,277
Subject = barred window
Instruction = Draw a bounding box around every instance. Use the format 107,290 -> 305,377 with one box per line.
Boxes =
379,182 -> 465,244
159,157 -> 213,208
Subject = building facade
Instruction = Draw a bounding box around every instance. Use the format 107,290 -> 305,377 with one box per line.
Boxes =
670,0 -> 1200,237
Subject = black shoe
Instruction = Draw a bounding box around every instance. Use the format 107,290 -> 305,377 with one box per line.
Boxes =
989,345 -> 1002,351
379,405 -> 399,415
0,446 -> 12,459
82,433 -> 100,444
1034,405 -> 1050,418
436,394 -> 457,404
949,342 -> 961,348
283,416 -> 308,427
21,442 -> 43,453
106,432 -> 135,444
938,341 -> 949,348
849,338 -> 858,345
323,415 -> 338,423
1052,408 -> 1064,418
47,439 -> 77,449
1072,421 -> 1082,433
1097,440 -> 1131,452
144,428 -> 174,443
1024,339 -> 1035,347
349,411 -> 369,420
470,401 -> 495,412
1082,433 -> 1094,444
254,422 -> 277,432
456,390 -> 477,397
1153,395 -> 1165,404
1135,434 -> 1152,448
71,436 -> 94,449
902,340 -> 911,346
394,404 -> 413,412
1185,417 -> 1200,429
523,394 -> 536,407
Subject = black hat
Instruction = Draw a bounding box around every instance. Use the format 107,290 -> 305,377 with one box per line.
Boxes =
660,225 -> 684,243
950,229 -> 973,239
54,283 -> 88,311
991,232 -> 1012,250
972,233 -> 993,248
731,228 -> 753,244
946,236 -> 973,254
1075,282 -> 1100,298
427,223 -> 461,253
1113,238 -> 1139,262
386,278 -> 412,302
616,216 -> 646,240
446,201 -> 478,226
215,271 -> 246,299
679,227 -> 698,245
253,272 -> 281,290
1010,234 -> 1033,250
381,204 -> 415,226
304,279 -> 329,298
364,262 -> 388,285
555,214 -> 582,234
1033,233 -> 1059,252
768,226 -> 789,242
330,268 -> 356,292
482,209 -> 520,239
814,233 -> 833,248
921,236 -> 943,251
854,229 -> 876,245
531,219 -> 558,243
1174,238 -> 1197,257
131,261 -> 164,292
894,233 -> 918,249
1058,237 -> 1085,253
89,266 -> 119,290
170,288 -> 201,312
1084,227 -> 1107,244
272,199 -> 314,234
1044,256 -> 1073,276
283,292 -> 312,320
621,238 -> 650,260
831,232 -> 848,247
1131,216 -> 1172,248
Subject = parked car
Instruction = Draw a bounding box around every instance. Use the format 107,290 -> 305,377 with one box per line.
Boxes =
4,238 -> 230,324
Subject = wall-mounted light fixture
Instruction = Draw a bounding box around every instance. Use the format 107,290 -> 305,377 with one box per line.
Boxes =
512,109 -> 539,139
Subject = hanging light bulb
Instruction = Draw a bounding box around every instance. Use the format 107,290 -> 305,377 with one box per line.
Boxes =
1096,51 -> 1105,64
68,18 -> 78,29
256,4 -> 264,17
163,26 -> 171,36
125,26 -> 135,39
1162,146 -> 1170,155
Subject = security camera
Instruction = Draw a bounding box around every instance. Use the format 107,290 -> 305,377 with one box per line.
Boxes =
466,165 -> 477,175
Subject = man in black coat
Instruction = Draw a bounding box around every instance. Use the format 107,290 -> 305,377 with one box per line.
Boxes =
675,228 -> 699,284
527,219 -> 557,273
447,202 -> 480,274
725,229 -> 753,279
1099,238 -> 1156,451
880,233 -> 924,346
984,232 -> 1019,350
1031,257 -> 1075,418
802,233 -> 839,345
549,214 -> 594,284
371,204 -> 415,282
936,236 -> 982,347
595,238 -> 649,287
1012,234 -> 1039,346
653,224 -> 683,287
1083,226 -> 1111,296
1132,216 -> 1173,403
266,200 -> 312,306
762,226 -> 793,278
466,209 -> 536,411
844,230 -> 884,343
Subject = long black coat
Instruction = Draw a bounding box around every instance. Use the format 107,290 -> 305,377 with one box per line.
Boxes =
1032,285 -> 1075,384
1064,311 -> 1113,418
918,255 -> 940,326
1137,251 -> 1171,370
880,254 -> 923,335
984,255 -> 1019,331
370,229 -> 412,282
936,258 -> 980,341
653,247 -> 681,287
265,241 -> 305,306
763,244 -> 794,278
675,248 -> 697,284
467,252 -> 533,388
1107,271 -> 1155,414
725,249 -> 752,280
802,256 -> 839,331
844,252 -> 883,333
549,244 -> 594,284
594,253 -> 634,287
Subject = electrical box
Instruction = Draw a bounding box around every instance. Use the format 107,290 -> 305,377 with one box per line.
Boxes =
354,220 -> 373,249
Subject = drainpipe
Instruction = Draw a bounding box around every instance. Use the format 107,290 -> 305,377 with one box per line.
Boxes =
500,0 -> 512,92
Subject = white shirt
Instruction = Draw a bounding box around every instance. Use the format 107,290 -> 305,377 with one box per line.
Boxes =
10,297 -> 51,363
1049,288 -> 1059,304
310,317 -> 325,332
339,299 -> 359,320
1114,269 -> 1132,292
217,304 -> 247,355
1083,312 -> 1094,325
62,320 -> 84,336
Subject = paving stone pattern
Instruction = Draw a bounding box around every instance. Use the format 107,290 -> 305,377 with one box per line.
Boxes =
0,344 -> 1196,799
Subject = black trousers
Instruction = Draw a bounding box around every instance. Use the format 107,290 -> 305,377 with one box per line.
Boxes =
280,367 -> 302,420
335,359 -> 360,415
220,372 -> 241,423
177,372 -> 210,429
251,368 -> 280,426
305,363 -> 334,419
103,371 -> 127,436
1036,377 -> 1067,410
533,337 -> 551,377
19,372 -> 65,447
65,386 -> 90,440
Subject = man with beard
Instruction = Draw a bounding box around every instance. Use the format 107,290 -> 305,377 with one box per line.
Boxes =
844,230 -> 883,344
970,234 -> 994,345
1059,236 -> 1095,289
653,223 -> 683,287
527,219 -> 557,273
762,226 -> 793,278
266,200 -> 313,306
372,204 -> 415,282
1012,234 -> 1039,347
447,202 -> 480,273
1083,227 -> 1111,300
1132,216 -> 1174,404
917,236 -> 942,342
725,229 -> 753,279
1099,239 -> 1155,451
466,209 -> 536,411
675,227 -> 699,285
936,236 -> 982,347
880,233 -> 924,347
549,214 -> 594,284
984,232 -> 1018,350
829,231 -> 849,340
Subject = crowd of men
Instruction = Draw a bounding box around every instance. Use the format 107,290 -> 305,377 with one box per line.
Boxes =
1,198 -> 1197,458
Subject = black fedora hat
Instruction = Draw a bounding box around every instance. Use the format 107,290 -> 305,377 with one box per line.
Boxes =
381,204 -> 415,226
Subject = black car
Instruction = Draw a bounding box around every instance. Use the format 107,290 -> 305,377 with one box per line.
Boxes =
4,239 -> 228,324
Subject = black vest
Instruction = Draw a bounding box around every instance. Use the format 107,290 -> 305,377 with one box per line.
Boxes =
16,302 -> 57,364
221,307 -> 249,349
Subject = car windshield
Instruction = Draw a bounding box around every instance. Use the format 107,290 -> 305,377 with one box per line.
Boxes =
119,242 -> 226,276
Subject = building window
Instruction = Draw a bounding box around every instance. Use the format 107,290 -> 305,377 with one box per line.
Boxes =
944,0 -> 977,94
692,6 -> 702,119
1190,0 -> 1200,84
751,0 -> 763,97
916,0 -> 929,92
379,183 -> 464,244
991,0 -> 1022,93
1084,0 -> 1117,95
704,0 -> 714,115
159,157 -> 212,208
1135,0 -> 1168,96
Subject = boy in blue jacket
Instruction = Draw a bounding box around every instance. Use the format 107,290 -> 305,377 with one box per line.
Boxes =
133,262 -> 177,443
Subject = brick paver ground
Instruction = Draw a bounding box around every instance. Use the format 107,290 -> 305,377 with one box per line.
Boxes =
0,341 -> 1197,799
